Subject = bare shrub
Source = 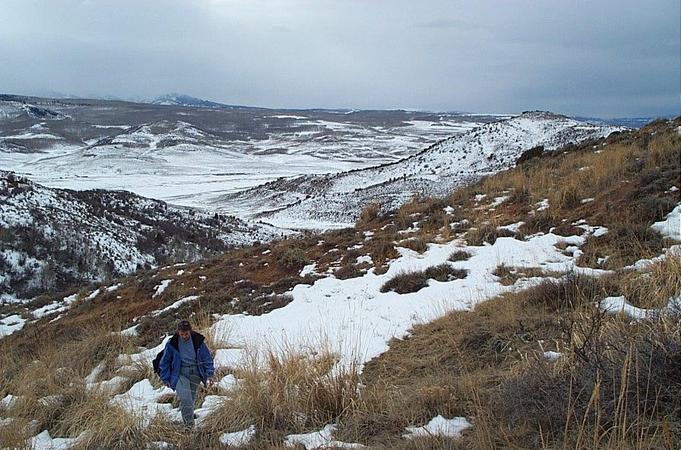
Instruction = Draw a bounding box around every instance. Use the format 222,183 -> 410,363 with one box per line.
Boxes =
492,311 -> 681,448
358,202 -> 382,226
578,222 -> 665,269
464,223 -> 515,246
334,264 -> 364,280
492,265 -> 549,286
366,239 -> 399,268
521,210 -> 557,235
522,272 -> 610,311
448,250 -> 472,262
398,237 -> 429,254
66,399 -> 151,450
381,264 -> 467,294
380,271 -> 430,294
272,241 -> 310,272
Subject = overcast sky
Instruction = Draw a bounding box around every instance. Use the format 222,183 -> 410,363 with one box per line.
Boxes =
1,0 -> 678,117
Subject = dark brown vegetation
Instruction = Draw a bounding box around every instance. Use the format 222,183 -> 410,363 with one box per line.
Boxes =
381,264 -> 468,294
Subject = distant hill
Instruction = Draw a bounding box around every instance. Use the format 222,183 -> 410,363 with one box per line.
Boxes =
222,111 -> 626,228
0,171 -> 281,301
149,93 -> 235,109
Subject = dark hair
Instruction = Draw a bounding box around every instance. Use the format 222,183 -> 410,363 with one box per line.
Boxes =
177,320 -> 192,331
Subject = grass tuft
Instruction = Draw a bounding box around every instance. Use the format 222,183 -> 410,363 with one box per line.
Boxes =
381,264 -> 468,294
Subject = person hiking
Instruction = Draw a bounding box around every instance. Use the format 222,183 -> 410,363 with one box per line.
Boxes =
159,320 -> 215,428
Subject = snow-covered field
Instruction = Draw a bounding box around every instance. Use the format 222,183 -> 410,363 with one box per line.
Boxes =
0,96 -> 495,214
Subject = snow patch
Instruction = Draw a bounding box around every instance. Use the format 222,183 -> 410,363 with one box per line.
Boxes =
151,295 -> 198,316
110,379 -> 179,427
210,226 -> 606,371
544,351 -> 562,361
403,415 -> 471,439
300,264 -> 317,277
0,314 -> 26,337
29,430 -> 78,450
214,348 -> 245,369
284,424 -> 364,449
600,294 -> 681,320
600,296 -> 651,320
220,425 -> 257,447
153,280 -> 173,298
1,394 -> 19,409
652,204 -> 681,240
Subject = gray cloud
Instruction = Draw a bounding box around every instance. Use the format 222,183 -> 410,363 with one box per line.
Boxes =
0,0 -> 678,117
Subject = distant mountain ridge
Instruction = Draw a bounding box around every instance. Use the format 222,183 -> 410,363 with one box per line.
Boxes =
149,93 -> 235,109
3,92 -> 665,127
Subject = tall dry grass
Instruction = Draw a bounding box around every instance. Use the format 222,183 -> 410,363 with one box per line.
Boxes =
201,346 -> 362,446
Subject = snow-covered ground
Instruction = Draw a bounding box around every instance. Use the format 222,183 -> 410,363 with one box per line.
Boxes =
206,224 -> 610,368
86,218 -> 618,433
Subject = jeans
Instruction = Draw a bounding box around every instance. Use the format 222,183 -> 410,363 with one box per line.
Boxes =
176,364 -> 202,426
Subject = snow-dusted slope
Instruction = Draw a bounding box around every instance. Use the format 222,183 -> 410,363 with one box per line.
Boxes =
0,171 -> 283,301
224,112 -> 624,228
88,120 -> 217,150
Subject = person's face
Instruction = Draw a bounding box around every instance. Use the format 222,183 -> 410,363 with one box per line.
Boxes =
179,329 -> 191,341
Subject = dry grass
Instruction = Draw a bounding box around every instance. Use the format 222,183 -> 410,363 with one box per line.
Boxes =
65,398 -> 152,450
357,244 -> 681,449
492,264 -> 556,286
358,202 -> 382,227
202,347 -> 362,445
615,254 -> 681,309
272,239 -> 311,272
447,250 -> 472,262
334,264 -> 365,280
0,322 -> 142,445
348,277 -> 566,447
365,237 -> 400,270
578,222 -> 666,269
446,119 -> 679,263
0,416 -> 34,449
489,309 -> 681,449
380,265 -> 468,294
398,236 -> 430,254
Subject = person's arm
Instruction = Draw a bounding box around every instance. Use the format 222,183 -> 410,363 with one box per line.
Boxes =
159,343 -> 172,385
198,343 -> 215,381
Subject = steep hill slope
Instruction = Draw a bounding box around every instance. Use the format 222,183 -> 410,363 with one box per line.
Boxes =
0,171 -> 282,301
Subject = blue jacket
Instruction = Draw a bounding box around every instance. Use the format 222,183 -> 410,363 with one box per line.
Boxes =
159,331 -> 215,390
